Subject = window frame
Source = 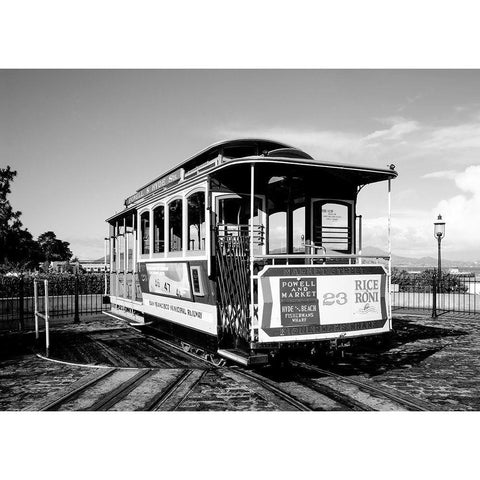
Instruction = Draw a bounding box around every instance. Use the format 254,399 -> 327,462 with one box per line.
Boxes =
151,201 -> 166,258
310,198 -> 355,254
186,188 -> 207,256
138,207 -> 152,259
167,196 -> 184,257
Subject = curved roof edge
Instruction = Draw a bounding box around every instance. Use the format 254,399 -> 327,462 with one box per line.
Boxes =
137,138 -> 295,191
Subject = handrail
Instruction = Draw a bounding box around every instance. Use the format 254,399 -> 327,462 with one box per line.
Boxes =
305,243 -> 327,255
34,279 -> 50,357
253,254 -> 390,260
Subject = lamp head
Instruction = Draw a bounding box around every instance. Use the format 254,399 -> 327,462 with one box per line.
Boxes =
434,214 -> 446,239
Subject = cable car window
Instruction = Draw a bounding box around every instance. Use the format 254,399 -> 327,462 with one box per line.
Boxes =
153,205 -> 165,253
293,205 -> 305,253
187,192 -> 206,251
111,237 -> 116,271
268,211 -> 287,253
312,201 -> 351,252
217,196 -> 262,225
168,199 -> 183,252
217,195 -> 264,252
140,212 -> 150,255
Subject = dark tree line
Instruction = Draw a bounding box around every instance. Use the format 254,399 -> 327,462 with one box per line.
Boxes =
0,166 -> 73,272
392,267 -> 468,293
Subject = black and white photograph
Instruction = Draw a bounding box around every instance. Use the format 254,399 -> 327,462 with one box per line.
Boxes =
1,2 -> 480,479
4,68 -> 480,412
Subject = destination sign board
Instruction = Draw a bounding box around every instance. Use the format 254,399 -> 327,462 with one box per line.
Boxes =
125,169 -> 183,206
257,265 -> 388,342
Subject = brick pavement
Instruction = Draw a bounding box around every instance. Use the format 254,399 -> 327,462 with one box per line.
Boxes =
1,313 -> 480,410
328,313 -> 480,411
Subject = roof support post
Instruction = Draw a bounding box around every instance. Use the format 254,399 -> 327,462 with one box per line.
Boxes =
387,178 -> 392,329
206,177 -> 212,277
250,162 -> 255,343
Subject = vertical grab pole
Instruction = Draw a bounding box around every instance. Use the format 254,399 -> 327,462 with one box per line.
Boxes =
44,279 -> 50,357
123,217 -> 127,298
132,212 -> 137,301
104,236 -> 108,296
387,179 -> 392,329
250,163 -> 255,343
206,177 -> 212,277
34,280 -> 39,340
357,215 -> 363,265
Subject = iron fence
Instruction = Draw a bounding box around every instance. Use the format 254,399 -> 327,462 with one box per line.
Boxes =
392,272 -> 480,316
0,273 -> 110,331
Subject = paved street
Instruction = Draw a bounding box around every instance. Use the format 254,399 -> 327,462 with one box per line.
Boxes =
1,313 -> 480,411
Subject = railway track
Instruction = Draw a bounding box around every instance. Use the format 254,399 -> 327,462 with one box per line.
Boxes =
289,360 -> 434,411
127,327 -> 434,411
34,367 -> 205,411
31,323 -> 435,411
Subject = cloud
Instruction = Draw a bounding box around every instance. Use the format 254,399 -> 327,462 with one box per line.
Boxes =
424,122 -> 480,149
454,165 -> 480,193
422,170 -> 458,179
433,165 -> 480,253
366,165 -> 480,259
215,126 -> 364,162
215,117 -> 422,164
363,118 -> 420,142
362,213 -> 432,258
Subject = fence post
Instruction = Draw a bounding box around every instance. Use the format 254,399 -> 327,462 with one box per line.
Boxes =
74,273 -> 80,323
432,273 -> 437,318
18,274 -> 25,331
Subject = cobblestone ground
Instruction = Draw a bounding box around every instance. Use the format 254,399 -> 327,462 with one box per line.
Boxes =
0,356 -> 92,410
2,313 -> 480,411
0,315 -> 134,411
325,313 -> 480,411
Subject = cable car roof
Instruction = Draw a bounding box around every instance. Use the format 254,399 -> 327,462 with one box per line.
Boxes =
113,139 -> 397,217
211,155 -> 398,183
136,138 -> 294,192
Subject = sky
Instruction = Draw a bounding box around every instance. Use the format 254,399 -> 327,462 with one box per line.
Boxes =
2,69 -> 480,262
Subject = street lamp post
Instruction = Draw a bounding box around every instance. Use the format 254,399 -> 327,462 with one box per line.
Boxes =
433,214 -> 446,318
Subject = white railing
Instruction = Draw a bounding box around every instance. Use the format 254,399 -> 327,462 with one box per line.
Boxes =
252,254 -> 390,265
34,279 -> 50,357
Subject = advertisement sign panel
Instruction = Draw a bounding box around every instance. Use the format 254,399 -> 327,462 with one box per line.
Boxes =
258,265 -> 388,342
138,262 -> 192,300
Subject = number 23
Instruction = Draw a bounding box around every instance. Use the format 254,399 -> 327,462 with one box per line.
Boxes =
323,292 -> 347,306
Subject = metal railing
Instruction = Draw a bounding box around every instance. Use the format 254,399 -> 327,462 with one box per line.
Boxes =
0,273 -> 110,331
34,279 -> 50,356
391,272 -> 480,316
217,223 -> 265,246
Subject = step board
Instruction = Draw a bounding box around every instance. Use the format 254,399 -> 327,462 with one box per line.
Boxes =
103,310 -> 145,326
217,349 -> 269,367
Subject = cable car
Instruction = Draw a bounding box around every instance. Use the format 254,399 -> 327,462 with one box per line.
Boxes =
105,139 -> 397,366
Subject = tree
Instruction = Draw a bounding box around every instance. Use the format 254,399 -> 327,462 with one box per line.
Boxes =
0,166 -> 23,260
1,167 -> 76,272
37,231 -> 73,262
391,267 -> 468,293
0,166 -> 42,269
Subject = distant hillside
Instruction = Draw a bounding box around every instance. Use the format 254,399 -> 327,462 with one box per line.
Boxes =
362,246 -> 479,268
91,250 -> 478,268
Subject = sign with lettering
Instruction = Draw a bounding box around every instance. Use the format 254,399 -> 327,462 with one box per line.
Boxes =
321,203 -> 348,250
138,262 -> 192,300
279,277 -> 320,326
322,203 -> 347,227
125,169 -> 183,206
258,265 -> 388,342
